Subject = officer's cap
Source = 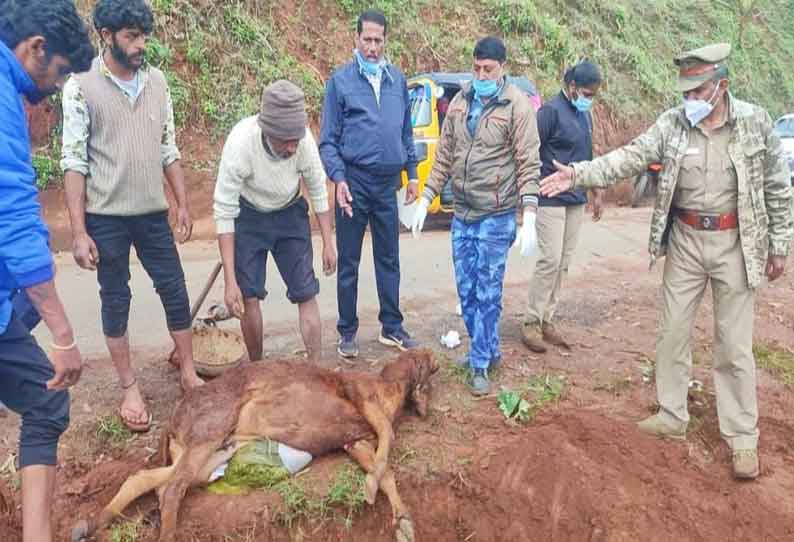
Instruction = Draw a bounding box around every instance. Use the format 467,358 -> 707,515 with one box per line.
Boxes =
673,43 -> 731,92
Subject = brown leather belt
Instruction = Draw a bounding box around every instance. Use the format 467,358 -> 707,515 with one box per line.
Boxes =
674,208 -> 738,231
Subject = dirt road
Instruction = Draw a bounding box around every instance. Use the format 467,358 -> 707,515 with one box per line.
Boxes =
2,207 -> 794,542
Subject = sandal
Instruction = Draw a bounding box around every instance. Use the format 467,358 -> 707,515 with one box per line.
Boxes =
118,407 -> 152,433
118,377 -> 153,433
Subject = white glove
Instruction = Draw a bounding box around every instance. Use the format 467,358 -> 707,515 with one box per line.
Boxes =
514,208 -> 538,257
411,197 -> 430,239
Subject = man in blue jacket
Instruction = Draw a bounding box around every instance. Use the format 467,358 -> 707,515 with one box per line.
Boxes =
0,2 -> 93,541
319,9 -> 419,358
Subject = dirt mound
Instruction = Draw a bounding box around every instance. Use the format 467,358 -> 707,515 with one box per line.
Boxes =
3,410 -> 785,542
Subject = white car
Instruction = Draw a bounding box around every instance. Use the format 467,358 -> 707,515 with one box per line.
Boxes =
773,114 -> 794,184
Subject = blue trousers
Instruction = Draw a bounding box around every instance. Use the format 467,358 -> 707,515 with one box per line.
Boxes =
335,167 -> 403,337
0,310 -> 69,467
86,212 -> 191,338
452,213 -> 516,369
11,289 -> 41,330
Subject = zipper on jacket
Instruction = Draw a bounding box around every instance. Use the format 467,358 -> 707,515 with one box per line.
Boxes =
462,99 -> 505,221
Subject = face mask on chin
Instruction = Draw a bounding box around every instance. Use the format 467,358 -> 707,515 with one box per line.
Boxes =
684,81 -> 723,126
472,78 -> 499,100
572,92 -> 593,113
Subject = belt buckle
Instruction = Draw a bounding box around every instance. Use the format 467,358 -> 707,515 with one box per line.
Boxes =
699,215 -> 719,230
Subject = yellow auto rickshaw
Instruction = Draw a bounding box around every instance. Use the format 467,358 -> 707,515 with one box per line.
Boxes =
401,72 -> 543,213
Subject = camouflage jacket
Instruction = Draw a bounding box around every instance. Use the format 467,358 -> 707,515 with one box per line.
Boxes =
571,95 -> 793,288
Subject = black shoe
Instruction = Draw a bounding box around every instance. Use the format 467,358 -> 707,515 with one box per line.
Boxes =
378,328 -> 419,351
337,334 -> 359,358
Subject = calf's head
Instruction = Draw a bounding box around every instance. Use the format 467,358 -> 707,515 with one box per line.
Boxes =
382,349 -> 439,417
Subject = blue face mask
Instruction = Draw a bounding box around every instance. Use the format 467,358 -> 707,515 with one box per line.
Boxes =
572,93 -> 593,113
472,78 -> 499,99
355,49 -> 383,77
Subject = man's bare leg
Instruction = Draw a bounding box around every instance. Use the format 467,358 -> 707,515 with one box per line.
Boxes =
298,297 -> 322,363
170,329 -> 204,390
241,298 -> 264,362
21,465 -> 55,542
107,334 -> 148,426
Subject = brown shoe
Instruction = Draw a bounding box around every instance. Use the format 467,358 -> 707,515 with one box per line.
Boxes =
541,322 -> 571,350
732,449 -> 759,480
637,414 -> 686,440
521,322 -> 547,353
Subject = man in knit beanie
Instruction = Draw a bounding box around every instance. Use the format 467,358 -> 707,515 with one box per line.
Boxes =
214,80 -> 336,363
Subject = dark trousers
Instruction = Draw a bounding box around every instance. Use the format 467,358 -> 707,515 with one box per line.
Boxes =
335,167 -> 403,337
11,289 -> 41,330
86,211 -> 191,338
0,310 -> 69,467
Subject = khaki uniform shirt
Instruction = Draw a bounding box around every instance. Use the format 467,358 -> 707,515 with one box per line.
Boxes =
675,108 -> 738,213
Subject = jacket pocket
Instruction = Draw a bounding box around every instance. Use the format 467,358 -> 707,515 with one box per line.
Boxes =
478,113 -> 510,147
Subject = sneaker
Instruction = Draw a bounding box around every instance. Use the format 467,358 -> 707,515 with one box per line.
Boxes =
521,322 -> 547,353
637,414 -> 686,441
469,368 -> 491,396
732,449 -> 759,480
337,334 -> 359,358
542,322 -> 571,350
379,329 -> 419,351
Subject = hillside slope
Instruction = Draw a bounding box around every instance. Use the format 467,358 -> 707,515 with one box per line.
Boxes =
31,0 -> 794,188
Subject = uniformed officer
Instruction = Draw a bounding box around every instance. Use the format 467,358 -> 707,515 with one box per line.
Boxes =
540,43 -> 793,479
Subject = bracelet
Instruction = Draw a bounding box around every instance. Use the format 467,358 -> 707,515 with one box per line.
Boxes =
51,340 -> 77,351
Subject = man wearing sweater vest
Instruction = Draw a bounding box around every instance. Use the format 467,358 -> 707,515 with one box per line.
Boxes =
61,0 -> 202,433
319,9 -> 419,358
214,80 -> 336,363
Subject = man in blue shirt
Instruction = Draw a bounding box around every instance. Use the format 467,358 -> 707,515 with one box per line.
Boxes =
0,2 -> 93,541
522,61 -> 605,353
319,9 -> 419,358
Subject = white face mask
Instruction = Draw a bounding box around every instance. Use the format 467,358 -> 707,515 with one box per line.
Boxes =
683,81 -> 723,126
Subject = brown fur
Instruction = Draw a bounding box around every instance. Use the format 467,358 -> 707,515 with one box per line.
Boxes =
72,349 -> 438,542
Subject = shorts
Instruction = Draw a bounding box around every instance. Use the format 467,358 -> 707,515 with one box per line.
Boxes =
234,197 -> 319,304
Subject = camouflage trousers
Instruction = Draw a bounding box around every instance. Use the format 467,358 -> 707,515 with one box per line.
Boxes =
452,213 -> 517,370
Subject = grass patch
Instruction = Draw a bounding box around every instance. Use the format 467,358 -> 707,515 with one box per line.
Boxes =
109,520 -> 140,542
754,343 -> 794,387
95,414 -> 134,448
271,462 -> 366,529
495,374 -> 567,422
324,464 -> 367,529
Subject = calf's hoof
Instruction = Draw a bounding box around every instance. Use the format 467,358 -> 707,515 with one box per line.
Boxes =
364,473 -> 378,505
71,519 -> 91,542
395,517 -> 415,542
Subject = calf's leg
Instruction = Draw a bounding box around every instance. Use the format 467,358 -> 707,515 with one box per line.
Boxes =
345,440 -> 414,542
343,384 -> 395,486
71,465 -> 175,541
158,443 -> 218,542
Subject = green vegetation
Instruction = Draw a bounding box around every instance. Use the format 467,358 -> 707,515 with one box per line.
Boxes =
497,374 -> 567,422
272,463 -> 367,529
754,343 -> 794,387
497,388 -> 531,422
109,520 -> 139,542
95,414 -> 134,448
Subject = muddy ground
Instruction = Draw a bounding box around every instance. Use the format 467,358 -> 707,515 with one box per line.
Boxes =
1,200 -> 794,541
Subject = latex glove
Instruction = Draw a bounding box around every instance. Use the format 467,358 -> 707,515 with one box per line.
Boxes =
411,197 -> 430,239
514,208 -> 538,257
